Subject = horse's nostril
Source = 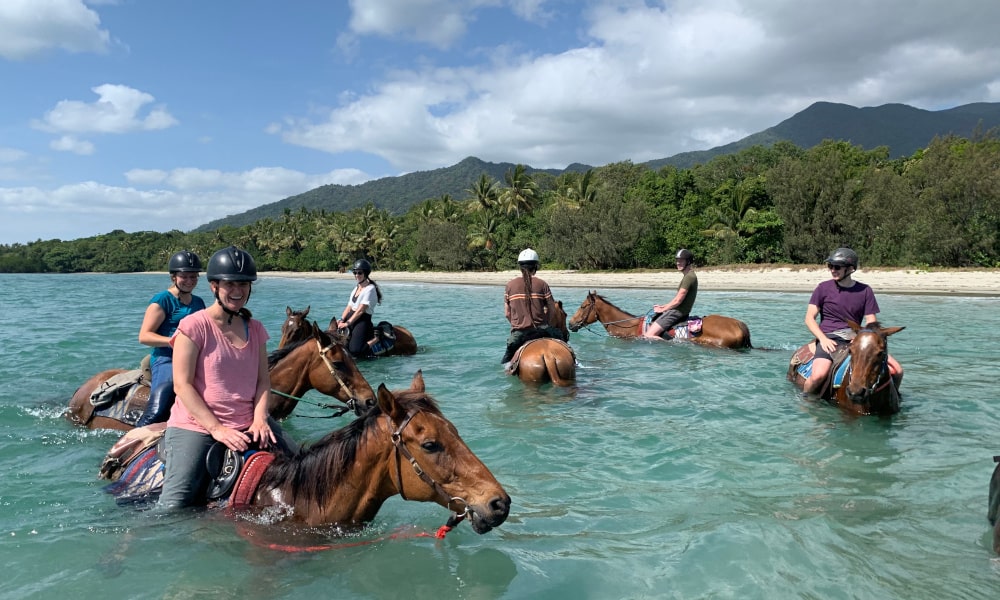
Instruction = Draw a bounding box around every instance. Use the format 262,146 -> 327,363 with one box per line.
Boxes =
489,494 -> 511,518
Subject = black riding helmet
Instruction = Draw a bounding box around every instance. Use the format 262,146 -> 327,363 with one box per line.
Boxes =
352,258 -> 372,277
168,250 -> 202,274
207,246 -> 257,282
825,247 -> 859,269
676,248 -> 694,263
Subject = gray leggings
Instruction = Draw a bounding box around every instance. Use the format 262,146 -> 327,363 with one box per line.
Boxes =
158,417 -> 297,509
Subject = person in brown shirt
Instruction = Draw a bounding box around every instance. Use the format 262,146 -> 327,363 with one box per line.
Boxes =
502,248 -> 566,363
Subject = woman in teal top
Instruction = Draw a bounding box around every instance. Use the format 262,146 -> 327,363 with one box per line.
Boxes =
135,250 -> 206,426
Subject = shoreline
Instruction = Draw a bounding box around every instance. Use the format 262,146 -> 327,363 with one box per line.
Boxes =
261,267 -> 1000,297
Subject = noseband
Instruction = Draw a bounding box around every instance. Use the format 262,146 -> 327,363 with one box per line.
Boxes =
316,339 -> 365,415
389,411 -> 470,519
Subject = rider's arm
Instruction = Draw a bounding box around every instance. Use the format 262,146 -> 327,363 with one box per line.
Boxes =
862,313 -> 877,327
138,303 -> 168,347
246,335 -> 275,448
654,288 -> 687,313
805,303 -> 836,353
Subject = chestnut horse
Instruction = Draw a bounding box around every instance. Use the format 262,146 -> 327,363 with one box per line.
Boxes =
508,300 -> 576,386
104,371 -> 510,534
281,306 -> 417,356
67,323 -> 375,429
567,291 -> 752,349
786,321 -> 904,416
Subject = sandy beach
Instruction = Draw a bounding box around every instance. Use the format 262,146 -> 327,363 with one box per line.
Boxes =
265,267 -> 1000,296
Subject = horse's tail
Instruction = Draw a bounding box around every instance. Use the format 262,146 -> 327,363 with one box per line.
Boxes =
543,342 -> 576,387
741,321 -> 753,349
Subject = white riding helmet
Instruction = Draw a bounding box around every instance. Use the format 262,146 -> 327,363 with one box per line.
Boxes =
518,248 -> 540,265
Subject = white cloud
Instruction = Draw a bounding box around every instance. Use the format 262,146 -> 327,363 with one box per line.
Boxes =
50,135 -> 95,155
0,0 -> 110,60
272,0 -> 1000,171
0,163 -> 376,242
347,0 -> 499,49
34,84 -> 179,134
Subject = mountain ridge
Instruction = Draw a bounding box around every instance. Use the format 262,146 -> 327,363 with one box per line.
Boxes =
195,101 -> 1000,231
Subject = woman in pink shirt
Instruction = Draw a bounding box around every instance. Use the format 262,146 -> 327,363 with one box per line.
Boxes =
158,246 -> 288,509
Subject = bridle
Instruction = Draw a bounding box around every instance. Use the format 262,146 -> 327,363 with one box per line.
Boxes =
270,338 -> 367,417
389,410 -> 470,526
846,330 -> 893,398
572,294 -> 641,335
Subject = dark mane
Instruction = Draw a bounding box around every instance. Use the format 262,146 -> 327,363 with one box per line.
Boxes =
258,391 -> 442,509
594,293 -> 633,316
268,327 -> 333,369
268,338 -> 307,369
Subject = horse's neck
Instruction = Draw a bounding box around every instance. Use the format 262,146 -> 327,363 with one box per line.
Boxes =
597,300 -> 639,331
313,432 -> 395,525
269,351 -> 313,397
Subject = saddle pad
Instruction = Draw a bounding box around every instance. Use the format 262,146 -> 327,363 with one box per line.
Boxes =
103,445 -> 165,505
794,355 -> 851,387
228,451 -> 275,509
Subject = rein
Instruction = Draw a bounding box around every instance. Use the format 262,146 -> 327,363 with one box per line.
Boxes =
574,296 -> 641,336
389,411 -> 469,537
315,338 -> 363,415
269,389 -> 354,418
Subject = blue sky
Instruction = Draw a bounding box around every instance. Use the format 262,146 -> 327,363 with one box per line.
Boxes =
2,0 -> 999,244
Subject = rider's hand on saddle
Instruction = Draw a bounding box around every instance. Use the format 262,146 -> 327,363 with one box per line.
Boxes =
818,336 -> 838,354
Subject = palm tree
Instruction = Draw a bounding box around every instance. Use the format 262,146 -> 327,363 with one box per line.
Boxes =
499,164 -> 538,217
467,174 -> 500,214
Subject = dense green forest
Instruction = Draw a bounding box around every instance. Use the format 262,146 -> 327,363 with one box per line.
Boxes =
2,133 -> 998,274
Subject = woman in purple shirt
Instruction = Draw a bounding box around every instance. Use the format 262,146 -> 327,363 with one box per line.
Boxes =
802,247 -> 903,394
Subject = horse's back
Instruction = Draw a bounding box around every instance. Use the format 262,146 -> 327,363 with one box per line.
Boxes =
67,369 -> 129,428
699,314 -> 752,349
515,338 -> 576,386
389,325 -> 418,355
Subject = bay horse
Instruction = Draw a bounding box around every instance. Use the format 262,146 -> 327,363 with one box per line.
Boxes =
507,300 -> 576,386
325,316 -> 418,358
786,321 -> 904,416
67,323 -> 376,429
279,305 -> 310,348
567,291 -> 752,349
104,371 -> 510,535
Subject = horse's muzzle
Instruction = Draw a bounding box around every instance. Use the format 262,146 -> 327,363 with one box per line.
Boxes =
468,493 -> 511,534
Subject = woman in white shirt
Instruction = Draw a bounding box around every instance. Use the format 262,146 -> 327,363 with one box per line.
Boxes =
334,258 -> 383,357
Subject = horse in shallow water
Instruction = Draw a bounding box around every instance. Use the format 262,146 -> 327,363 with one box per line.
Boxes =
786,321 -> 904,416
105,371 -> 511,534
279,305 -> 310,348
507,300 -> 576,386
567,291 -> 752,349
66,323 -> 375,429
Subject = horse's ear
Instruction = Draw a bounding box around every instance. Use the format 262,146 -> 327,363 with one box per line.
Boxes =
310,320 -> 322,337
556,300 -> 563,309
881,326 -> 905,337
409,370 -> 425,393
286,306 -> 293,316
377,383 -> 403,420
847,320 -> 861,332
303,305 -> 310,316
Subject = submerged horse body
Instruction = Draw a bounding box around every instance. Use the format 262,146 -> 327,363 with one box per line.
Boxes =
507,300 -> 576,386
787,321 -> 904,416
102,372 -> 510,534
568,291 -> 752,349
67,323 -> 375,429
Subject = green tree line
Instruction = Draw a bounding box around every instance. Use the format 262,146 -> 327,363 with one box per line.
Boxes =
2,133 -> 998,274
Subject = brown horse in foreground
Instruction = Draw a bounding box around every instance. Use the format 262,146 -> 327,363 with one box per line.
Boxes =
508,300 -> 576,386
567,291 -> 752,349
67,323 -> 376,429
787,321 -> 904,416
105,371 -> 510,534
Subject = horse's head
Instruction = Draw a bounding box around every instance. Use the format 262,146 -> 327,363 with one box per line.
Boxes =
268,321 -> 376,419
843,320 -> 904,405
550,300 -> 570,340
278,305 -> 310,349
568,291 -> 599,332
380,371 -> 510,534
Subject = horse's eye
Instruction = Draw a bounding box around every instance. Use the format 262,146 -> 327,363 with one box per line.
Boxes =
421,440 -> 443,453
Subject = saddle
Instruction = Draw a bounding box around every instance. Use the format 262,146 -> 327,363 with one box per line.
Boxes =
639,312 -> 703,339
367,321 -> 397,356
90,368 -> 147,408
790,342 -> 851,392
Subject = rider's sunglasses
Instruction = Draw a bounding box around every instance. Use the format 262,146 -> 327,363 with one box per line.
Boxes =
828,264 -> 846,271
352,270 -> 364,275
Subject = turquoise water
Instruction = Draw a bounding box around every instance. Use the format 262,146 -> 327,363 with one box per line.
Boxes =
1,273 -> 998,599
